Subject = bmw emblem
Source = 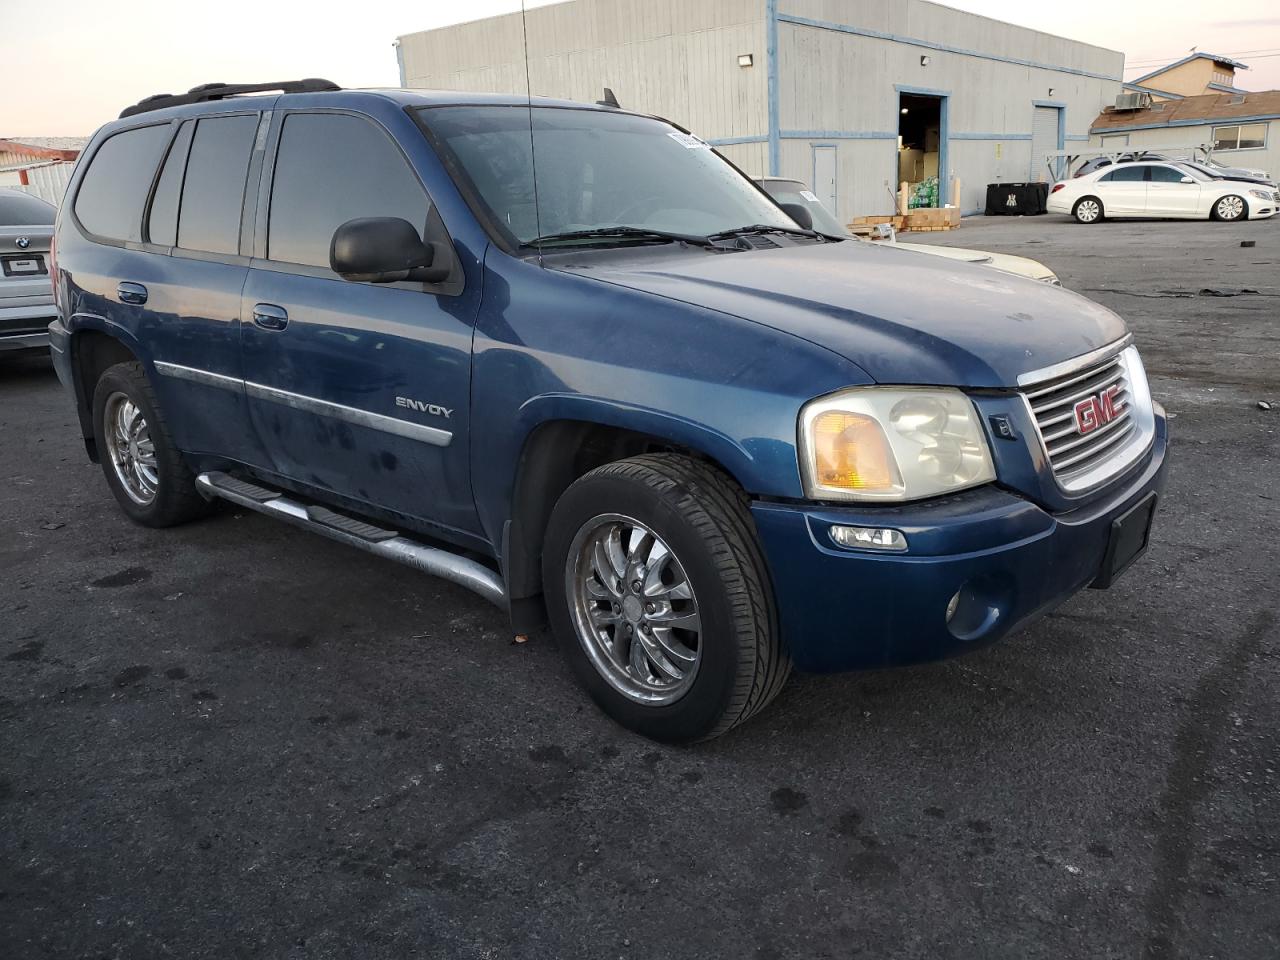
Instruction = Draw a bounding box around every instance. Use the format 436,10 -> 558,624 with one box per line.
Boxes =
16,237 -> 30,249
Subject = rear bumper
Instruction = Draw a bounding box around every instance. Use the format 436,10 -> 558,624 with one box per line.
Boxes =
0,302 -> 56,352
752,405 -> 1169,673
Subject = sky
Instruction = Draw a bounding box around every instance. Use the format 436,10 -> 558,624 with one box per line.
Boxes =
2,0 -> 1278,135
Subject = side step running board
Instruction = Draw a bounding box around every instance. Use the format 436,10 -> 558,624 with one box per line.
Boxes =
195,471 -> 507,609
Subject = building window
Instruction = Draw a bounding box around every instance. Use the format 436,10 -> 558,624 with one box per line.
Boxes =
1211,70 -> 1232,86
1212,123 -> 1267,150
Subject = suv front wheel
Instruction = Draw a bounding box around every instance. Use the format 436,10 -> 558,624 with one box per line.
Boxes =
92,360 -> 211,527
543,454 -> 790,742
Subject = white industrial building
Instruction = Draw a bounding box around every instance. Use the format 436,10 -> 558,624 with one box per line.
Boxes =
396,0 -> 1124,220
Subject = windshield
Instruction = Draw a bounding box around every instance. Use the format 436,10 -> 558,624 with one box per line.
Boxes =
420,106 -> 796,246
0,191 -> 56,225
757,180 -> 849,236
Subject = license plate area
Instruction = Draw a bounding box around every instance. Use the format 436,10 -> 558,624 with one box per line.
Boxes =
1092,492 -> 1157,589
2,254 -> 46,277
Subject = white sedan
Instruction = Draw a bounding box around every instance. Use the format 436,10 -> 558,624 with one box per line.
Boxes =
1048,161 -> 1278,223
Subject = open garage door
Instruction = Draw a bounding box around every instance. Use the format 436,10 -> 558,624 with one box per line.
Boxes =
1031,105 -> 1061,181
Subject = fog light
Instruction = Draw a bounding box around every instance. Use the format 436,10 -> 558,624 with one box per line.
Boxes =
946,590 -> 961,623
829,525 -> 907,552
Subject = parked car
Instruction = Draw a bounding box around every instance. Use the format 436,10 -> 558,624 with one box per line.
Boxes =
1172,159 -> 1277,191
1049,160 -> 1277,223
756,177 -> 1060,283
1074,152 -> 1272,184
51,82 -> 1169,741
0,189 -> 57,356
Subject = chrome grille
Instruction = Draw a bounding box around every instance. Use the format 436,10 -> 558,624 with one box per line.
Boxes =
1021,344 -> 1154,491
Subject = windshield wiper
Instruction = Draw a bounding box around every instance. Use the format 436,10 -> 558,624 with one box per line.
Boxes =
705,223 -> 822,241
527,227 -> 713,248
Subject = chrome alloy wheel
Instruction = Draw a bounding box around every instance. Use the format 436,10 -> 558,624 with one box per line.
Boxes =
104,392 -> 158,505
1216,195 -> 1244,220
1076,198 -> 1101,223
566,514 -> 702,705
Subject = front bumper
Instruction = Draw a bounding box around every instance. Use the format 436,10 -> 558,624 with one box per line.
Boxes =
752,405 -> 1169,673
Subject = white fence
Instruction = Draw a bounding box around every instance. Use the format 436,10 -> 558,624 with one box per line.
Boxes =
0,161 -> 76,207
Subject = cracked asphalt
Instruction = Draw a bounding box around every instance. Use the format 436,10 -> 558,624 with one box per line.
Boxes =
3,216 -> 1279,959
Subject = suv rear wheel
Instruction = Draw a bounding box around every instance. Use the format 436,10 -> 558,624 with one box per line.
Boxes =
543,454 -> 790,742
92,360 -> 211,527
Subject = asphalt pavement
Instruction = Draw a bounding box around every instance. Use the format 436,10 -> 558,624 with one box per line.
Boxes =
2,215 -> 1278,959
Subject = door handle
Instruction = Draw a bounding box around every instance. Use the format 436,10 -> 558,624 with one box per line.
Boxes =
117,282 -> 148,305
252,303 -> 289,331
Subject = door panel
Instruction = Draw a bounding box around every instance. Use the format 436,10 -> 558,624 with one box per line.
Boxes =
1098,168 -> 1147,215
1145,165 -> 1202,217
241,109 -> 481,536
239,268 -> 479,534
143,114 -> 269,465
1031,106 -> 1060,181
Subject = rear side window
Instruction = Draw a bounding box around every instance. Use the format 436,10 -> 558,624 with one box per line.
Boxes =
177,115 -> 258,255
0,191 -> 55,225
74,124 -> 171,241
268,113 -> 429,269
147,121 -> 194,247
1101,167 -> 1146,183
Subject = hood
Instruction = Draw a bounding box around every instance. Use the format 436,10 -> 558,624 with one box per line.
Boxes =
892,241 -> 1057,283
557,241 -> 1123,387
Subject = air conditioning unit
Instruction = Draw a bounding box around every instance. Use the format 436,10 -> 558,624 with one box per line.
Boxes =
1114,92 -> 1152,111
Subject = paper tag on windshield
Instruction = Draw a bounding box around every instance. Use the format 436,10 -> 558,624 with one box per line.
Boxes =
668,132 -> 711,150
799,190 -> 820,202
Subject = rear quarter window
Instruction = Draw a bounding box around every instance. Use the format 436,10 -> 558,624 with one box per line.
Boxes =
73,124 -> 172,241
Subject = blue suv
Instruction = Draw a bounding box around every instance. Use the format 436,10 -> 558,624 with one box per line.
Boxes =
50,81 -> 1169,742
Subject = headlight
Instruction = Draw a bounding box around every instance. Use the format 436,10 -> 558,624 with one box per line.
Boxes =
799,387 -> 996,501
1249,189 -> 1272,200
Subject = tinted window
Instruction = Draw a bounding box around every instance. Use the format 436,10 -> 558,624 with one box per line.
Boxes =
1101,167 -> 1147,183
1149,166 -> 1189,184
177,115 -> 258,255
74,124 -> 171,241
147,121 -> 193,246
268,113 -> 429,268
0,191 -> 55,225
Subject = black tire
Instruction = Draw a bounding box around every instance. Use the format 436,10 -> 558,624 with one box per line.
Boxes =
1073,196 -> 1104,224
1211,194 -> 1247,222
91,360 -> 211,527
542,453 -> 790,742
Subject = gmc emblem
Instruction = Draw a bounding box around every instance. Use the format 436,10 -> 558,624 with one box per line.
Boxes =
1074,385 -> 1122,436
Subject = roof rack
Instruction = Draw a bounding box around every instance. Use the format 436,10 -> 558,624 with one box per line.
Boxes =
119,78 -> 341,119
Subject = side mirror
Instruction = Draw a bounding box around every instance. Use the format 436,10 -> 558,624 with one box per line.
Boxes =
330,217 -> 449,283
1180,176 -> 1195,184
779,202 -> 814,230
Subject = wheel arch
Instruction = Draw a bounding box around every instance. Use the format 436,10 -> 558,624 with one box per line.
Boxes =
69,324 -> 142,462
500,411 -> 769,633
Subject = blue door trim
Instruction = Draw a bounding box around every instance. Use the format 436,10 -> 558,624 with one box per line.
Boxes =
766,0 -> 780,175
895,85 -> 950,208
812,143 -> 837,217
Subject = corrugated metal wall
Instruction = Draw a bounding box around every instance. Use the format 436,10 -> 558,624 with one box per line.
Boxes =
398,0 -> 768,143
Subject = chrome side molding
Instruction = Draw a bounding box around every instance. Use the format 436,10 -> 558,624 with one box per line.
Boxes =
195,471 -> 506,609
153,361 -> 452,447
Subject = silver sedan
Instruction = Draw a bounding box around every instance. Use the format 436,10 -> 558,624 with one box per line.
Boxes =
0,189 -> 57,356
